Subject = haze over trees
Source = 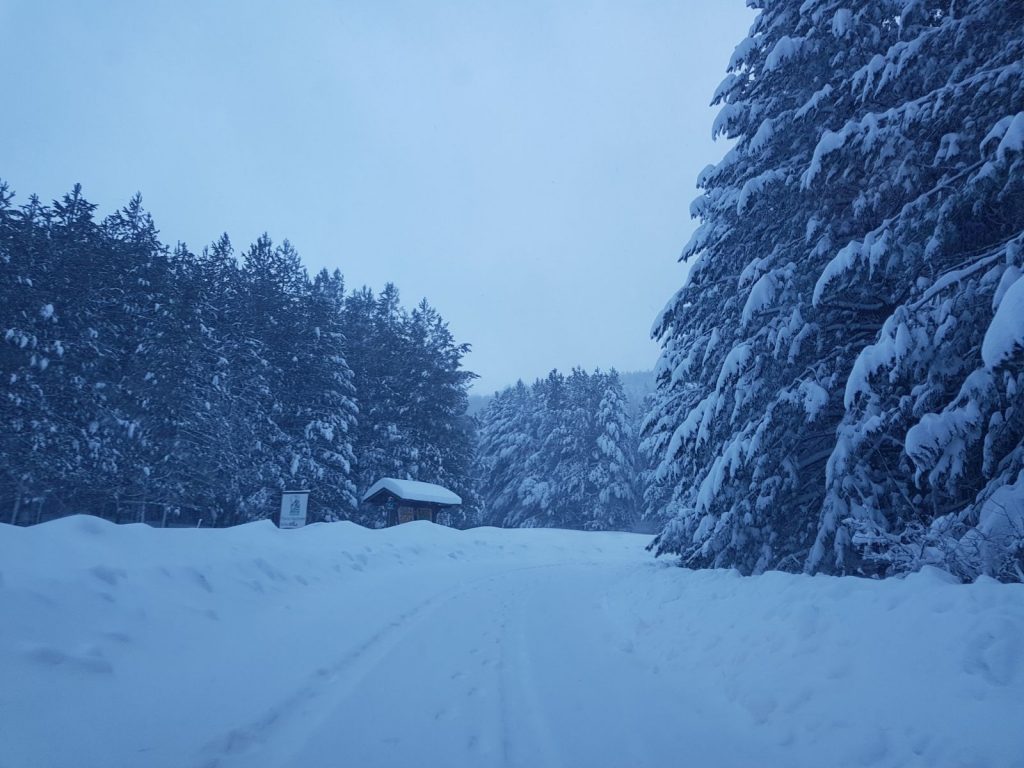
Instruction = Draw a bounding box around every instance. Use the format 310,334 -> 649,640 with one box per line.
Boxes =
644,0 -> 1024,581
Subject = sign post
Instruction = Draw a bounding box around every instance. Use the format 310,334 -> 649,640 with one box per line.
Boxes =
278,490 -> 310,529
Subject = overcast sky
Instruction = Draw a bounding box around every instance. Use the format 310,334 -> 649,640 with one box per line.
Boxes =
1,1 -> 753,393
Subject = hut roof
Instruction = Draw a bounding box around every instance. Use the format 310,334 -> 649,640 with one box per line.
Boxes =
362,478 -> 462,506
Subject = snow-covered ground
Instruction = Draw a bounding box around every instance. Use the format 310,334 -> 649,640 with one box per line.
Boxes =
2,517 -> 1023,768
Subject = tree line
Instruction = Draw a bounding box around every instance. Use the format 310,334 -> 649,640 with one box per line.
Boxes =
0,183 -> 474,528
473,369 -> 644,531
1,183 -> 644,533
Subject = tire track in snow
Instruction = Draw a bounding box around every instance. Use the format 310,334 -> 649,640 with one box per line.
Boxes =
198,563 -> 571,768
196,584 -> 461,768
501,584 -> 563,768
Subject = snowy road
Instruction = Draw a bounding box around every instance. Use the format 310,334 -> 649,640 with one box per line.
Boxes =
2,518 -> 1023,768
225,561 -> 755,768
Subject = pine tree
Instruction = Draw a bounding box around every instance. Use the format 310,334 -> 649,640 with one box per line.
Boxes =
475,381 -> 535,527
517,370 -> 567,527
806,1 -> 1024,580
477,369 -> 640,531
35,186 -> 123,519
341,284 -> 476,526
303,268 -> 359,519
646,1 -> 1024,580
100,195 -> 186,523
402,298 -> 478,524
0,185 -> 63,523
189,234 -> 282,525
343,284 -> 415,516
588,370 -> 638,531
242,236 -> 360,521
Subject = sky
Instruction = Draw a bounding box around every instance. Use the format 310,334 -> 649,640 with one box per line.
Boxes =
0,0 -> 753,393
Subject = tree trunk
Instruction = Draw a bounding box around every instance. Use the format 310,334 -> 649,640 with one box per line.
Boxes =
10,490 -> 22,526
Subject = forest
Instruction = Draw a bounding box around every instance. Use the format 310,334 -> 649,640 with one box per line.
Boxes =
0,186 -> 473,528
0,184 -> 650,532
3,0 -> 1023,582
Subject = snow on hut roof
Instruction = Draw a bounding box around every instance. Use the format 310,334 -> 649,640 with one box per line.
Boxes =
362,478 -> 462,506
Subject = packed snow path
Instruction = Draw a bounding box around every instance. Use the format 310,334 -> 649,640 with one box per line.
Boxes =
2,518 -> 1023,768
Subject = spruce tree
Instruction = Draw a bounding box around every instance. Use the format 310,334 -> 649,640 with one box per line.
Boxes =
588,370 -> 638,531
807,0 -> 1024,580
646,0 -> 1024,580
477,369 -> 640,531
475,381 -> 535,527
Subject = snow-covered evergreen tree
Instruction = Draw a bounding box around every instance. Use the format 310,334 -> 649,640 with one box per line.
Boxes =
343,284 -> 416,501
588,371 -> 638,531
476,368 -> 640,531
302,269 -> 360,519
0,185 -> 72,523
646,0 -> 1024,580
475,381 -> 536,527
807,1 -> 1024,580
238,240 -> 360,523
187,234 -> 283,525
402,298 -> 479,525
342,284 -> 477,527
1,182 -> 472,528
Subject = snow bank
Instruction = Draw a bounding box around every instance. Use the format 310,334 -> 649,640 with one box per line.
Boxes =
2,517 -> 1022,768
612,564 -> 1024,767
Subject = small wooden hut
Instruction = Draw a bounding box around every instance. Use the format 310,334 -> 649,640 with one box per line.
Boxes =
362,478 -> 462,526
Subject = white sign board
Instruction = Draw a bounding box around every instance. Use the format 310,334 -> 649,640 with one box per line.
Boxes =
279,490 -> 310,529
